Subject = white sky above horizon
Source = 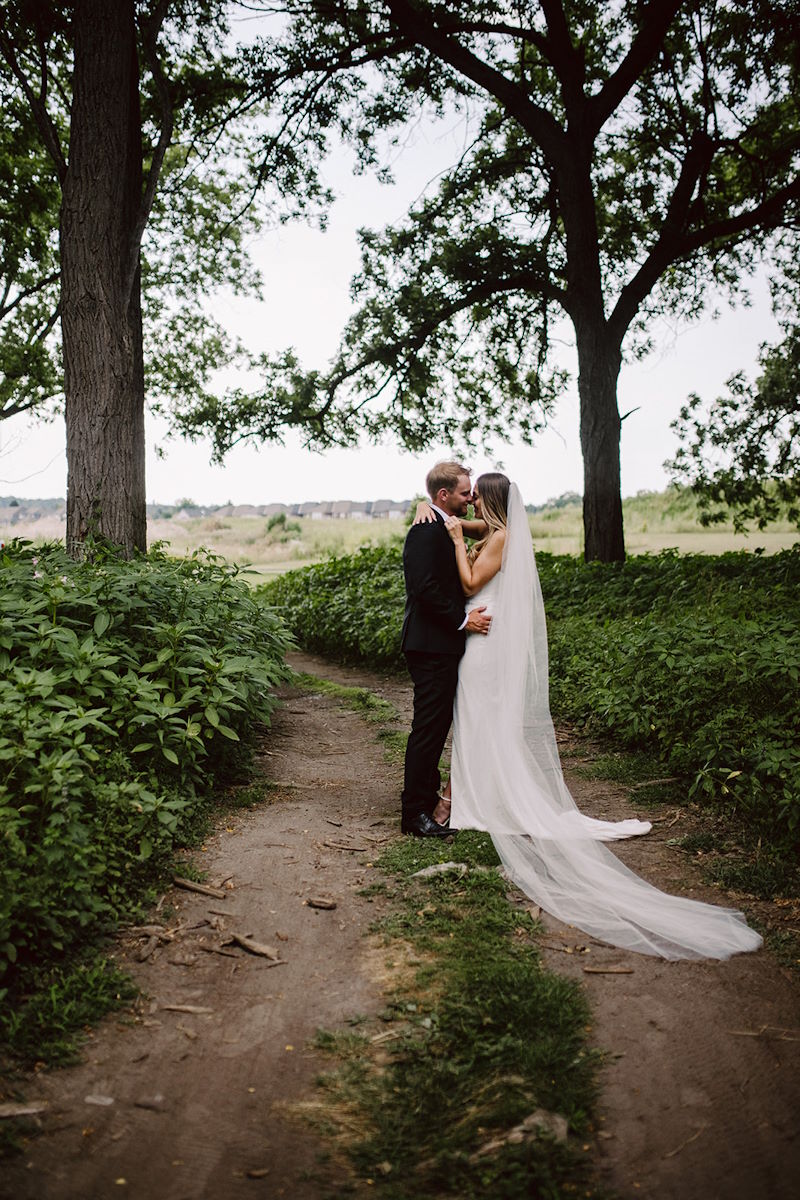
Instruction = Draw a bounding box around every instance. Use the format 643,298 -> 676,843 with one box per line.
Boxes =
0,95 -> 783,510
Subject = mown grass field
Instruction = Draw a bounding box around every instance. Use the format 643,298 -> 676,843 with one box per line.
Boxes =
148,490 -> 800,567
5,488 -> 798,575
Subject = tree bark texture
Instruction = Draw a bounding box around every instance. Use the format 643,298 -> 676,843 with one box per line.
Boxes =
61,0 -> 146,556
576,326 -> 625,563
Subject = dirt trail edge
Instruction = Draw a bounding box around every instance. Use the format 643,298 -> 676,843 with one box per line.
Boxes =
4,650 -> 800,1200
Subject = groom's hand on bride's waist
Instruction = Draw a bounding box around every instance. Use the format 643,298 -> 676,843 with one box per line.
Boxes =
465,606 -> 491,635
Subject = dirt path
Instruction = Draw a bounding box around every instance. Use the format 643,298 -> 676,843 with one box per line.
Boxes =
3,651 -> 799,1200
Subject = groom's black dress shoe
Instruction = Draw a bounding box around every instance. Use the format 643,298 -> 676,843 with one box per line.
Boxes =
401,812 -> 456,838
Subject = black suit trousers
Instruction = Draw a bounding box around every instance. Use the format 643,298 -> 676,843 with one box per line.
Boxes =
401,650 -> 461,822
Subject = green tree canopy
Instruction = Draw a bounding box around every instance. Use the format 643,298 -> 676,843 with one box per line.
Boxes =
669,321 -> 800,531
0,0 -> 273,434
172,0 -> 800,560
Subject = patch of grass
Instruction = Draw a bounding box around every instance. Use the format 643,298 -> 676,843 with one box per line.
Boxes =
223,778 -> 275,808
171,857 -> 208,884
758,926 -> 800,973
308,831 -> 604,1198
703,855 -> 800,901
293,672 -> 399,723
574,750 -> 686,807
675,830 -> 724,854
377,830 -> 500,875
573,749 -> 663,785
357,883 -> 390,898
0,953 -> 136,1071
376,729 -> 408,763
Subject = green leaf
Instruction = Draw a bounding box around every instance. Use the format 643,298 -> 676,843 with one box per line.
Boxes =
217,725 -> 240,741
161,746 -> 180,765
94,611 -> 112,637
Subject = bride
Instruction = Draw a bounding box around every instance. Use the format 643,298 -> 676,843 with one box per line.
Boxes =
418,472 -> 761,960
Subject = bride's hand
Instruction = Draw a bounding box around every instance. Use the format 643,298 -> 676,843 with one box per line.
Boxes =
412,500 -> 436,525
444,515 -> 464,544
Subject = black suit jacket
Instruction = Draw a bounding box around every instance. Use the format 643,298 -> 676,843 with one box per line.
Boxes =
401,513 -> 467,655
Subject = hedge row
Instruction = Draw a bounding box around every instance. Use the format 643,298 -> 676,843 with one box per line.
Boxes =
1,541 -> 291,994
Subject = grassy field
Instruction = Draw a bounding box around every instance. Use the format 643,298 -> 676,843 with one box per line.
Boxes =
4,488 -> 797,572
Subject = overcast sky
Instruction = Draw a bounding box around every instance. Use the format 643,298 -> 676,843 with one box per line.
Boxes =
0,95 -> 782,510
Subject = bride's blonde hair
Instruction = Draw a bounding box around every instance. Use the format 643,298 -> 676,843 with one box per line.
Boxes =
472,472 -> 511,558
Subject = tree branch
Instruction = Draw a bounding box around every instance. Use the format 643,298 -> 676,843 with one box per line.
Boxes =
386,0 -> 566,166
0,18 -> 67,183
125,0 -> 174,305
609,130 -> 715,344
0,272 -> 60,321
316,267 -> 566,419
432,16 -> 549,60
538,0 -> 584,109
679,172 -> 800,258
587,0 -> 683,134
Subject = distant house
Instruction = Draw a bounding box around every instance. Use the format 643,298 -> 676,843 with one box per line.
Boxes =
173,505 -> 203,521
263,503 -> 289,517
331,500 -> 353,519
348,501 -> 371,519
310,502 -> 334,520
297,501 -> 318,518
370,499 -> 408,520
230,504 -> 261,518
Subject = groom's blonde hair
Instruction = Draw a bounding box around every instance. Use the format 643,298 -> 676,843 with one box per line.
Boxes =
426,460 -> 470,500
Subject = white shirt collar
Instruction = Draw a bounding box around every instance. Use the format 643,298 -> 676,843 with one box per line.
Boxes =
430,502 -> 450,521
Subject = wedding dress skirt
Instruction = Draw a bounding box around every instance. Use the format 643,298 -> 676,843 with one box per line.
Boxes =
449,487 -> 762,961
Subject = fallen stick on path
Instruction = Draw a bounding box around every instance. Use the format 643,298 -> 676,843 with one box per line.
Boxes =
227,932 -> 282,961
541,941 -> 589,955
0,1102 -> 48,1120
583,966 -> 634,975
173,877 -> 227,899
136,936 -> 159,962
323,840 -> 368,852
662,1124 -> 708,1159
161,1004 -> 214,1014
727,1026 -> 800,1041
197,943 -> 240,959
630,777 -> 680,789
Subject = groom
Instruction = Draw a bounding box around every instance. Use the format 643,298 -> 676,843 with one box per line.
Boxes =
400,461 -> 491,837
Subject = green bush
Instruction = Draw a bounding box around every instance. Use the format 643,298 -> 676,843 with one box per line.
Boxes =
259,545 -> 406,669
261,544 -> 800,842
0,540 -> 291,993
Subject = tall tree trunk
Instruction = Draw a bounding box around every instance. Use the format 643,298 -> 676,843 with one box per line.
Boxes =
576,324 -> 625,562
61,0 -> 146,556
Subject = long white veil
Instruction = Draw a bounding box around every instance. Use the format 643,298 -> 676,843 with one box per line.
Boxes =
453,483 -> 762,960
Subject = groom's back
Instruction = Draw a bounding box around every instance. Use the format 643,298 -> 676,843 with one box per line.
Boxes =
401,520 -> 466,655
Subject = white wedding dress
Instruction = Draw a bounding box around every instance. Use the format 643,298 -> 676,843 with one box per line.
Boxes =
450,485 -> 762,960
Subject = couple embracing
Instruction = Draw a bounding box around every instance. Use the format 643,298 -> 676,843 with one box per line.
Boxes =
398,461 -> 762,962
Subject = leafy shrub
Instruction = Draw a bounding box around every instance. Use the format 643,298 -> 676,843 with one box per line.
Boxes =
259,545 -> 406,669
262,544 -> 800,842
0,540 -> 291,993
